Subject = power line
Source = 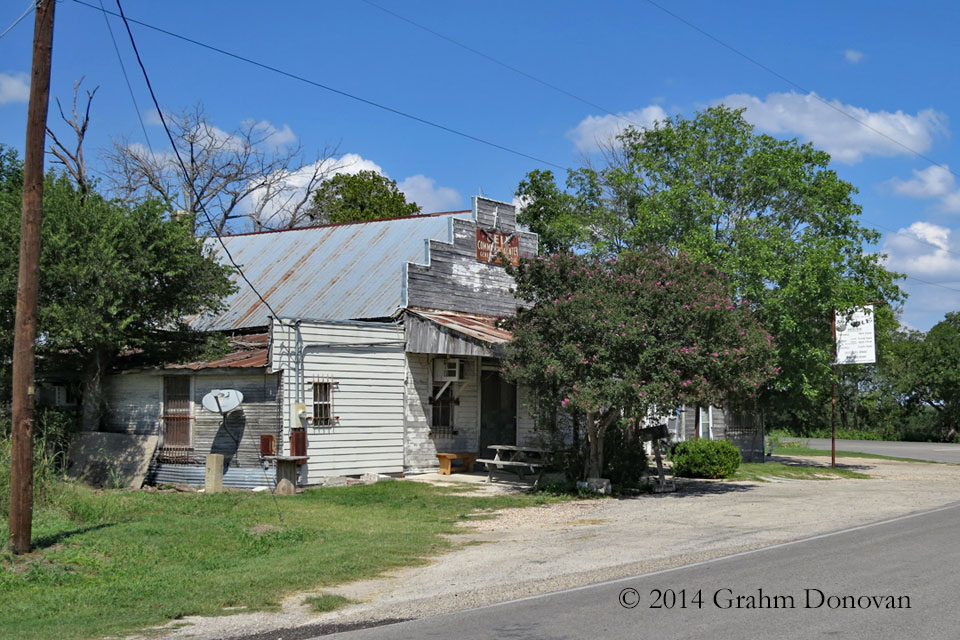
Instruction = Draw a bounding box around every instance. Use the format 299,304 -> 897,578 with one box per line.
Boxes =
74,0 -> 565,171
360,0 -> 646,130
98,0 -> 152,152
112,0 -> 287,326
903,275 -> 960,295
0,0 -> 35,41
643,0 -> 960,184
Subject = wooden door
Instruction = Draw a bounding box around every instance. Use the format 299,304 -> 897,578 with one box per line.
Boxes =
479,370 -> 516,457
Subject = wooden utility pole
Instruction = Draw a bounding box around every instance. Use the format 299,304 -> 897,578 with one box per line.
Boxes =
9,0 -> 56,555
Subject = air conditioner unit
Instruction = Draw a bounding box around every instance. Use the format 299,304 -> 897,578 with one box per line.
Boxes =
433,358 -> 465,382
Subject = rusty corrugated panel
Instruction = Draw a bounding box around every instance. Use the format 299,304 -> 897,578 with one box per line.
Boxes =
190,211 -> 470,331
165,333 -> 269,370
406,307 -> 513,344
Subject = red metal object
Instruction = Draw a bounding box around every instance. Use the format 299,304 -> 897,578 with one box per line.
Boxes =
260,434 -> 276,456
290,429 -> 307,465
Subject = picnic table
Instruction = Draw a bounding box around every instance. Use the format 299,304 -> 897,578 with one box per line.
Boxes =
476,445 -> 550,485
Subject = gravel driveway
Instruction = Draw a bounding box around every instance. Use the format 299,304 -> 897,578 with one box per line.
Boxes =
130,455 -> 960,640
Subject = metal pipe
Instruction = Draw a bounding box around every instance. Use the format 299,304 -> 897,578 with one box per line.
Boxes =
295,341 -> 406,404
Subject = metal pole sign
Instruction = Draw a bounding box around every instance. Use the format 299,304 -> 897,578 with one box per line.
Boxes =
834,305 -> 876,365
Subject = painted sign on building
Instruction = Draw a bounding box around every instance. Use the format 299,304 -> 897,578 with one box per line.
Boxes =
835,305 -> 876,365
476,229 -> 520,266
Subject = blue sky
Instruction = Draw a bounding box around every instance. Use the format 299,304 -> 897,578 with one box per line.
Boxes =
1,0 -> 959,330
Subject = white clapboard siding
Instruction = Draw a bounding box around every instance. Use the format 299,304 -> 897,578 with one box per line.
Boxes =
403,353 -> 481,472
272,318 -> 406,480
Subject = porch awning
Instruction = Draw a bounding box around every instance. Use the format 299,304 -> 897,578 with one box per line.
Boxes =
404,308 -> 512,357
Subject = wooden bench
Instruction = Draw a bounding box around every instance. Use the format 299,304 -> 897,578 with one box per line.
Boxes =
435,452 -> 477,475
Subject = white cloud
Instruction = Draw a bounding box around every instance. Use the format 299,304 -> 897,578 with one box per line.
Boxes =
880,221 -> 960,330
844,49 -> 864,64
882,221 -> 960,279
889,165 -> 960,213
319,153 -> 384,177
567,105 -> 668,153
719,91 -> 947,163
0,72 -> 29,104
397,175 -> 462,212
248,153 -> 461,225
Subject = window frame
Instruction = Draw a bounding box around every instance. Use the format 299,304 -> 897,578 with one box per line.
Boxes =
312,380 -> 335,427
431,383 -> 455,436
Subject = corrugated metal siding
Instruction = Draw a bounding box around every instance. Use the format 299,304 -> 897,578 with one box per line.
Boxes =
103,374 -> 162,435
148,463 -> 274,489
272,319 -> 407,480
191,213 -> 468,331
192,374 -> 281,468
102,370 -> 282,473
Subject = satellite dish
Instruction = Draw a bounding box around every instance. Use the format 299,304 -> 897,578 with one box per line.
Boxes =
202,389 -> 244,414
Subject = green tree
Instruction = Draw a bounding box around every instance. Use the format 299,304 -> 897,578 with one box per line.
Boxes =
515,106 -> 903,430
503,249 -> 777,479
888,313 -> 960,442
309,170 -> 420,225
0,145 -> 236,429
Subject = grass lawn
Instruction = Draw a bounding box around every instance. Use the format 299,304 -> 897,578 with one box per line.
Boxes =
733,461 -> 871,482
773,443 -> 932,463
0,480 -> 560,640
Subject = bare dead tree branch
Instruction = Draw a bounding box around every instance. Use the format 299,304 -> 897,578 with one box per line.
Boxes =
46,78 -> 98,204
104,104 -> 337,234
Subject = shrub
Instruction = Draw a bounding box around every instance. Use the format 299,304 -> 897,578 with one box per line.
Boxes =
672,439 -> 741,479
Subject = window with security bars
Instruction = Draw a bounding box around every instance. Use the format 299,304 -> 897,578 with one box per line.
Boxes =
162,376 -> 192,448
312,381 -> 334,427
431,385 -> 454,436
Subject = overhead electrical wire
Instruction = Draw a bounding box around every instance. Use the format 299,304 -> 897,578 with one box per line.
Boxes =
115,0 -> 287,521
73,0 -> 565,170
98,0 -> 153,152
643,0 -> 960,184
0,0 -> 35,41
111,0 -> 288,328
642,0 -> 960,296
80,0 -> 960,299
360,0 -> 646,130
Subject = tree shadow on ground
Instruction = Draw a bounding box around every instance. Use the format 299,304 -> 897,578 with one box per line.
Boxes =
768,454 -> 876,472
617,479 -> 757,500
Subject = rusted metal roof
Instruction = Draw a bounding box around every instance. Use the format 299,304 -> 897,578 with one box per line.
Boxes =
406,307 -> 513,344
166,333 -> 269,370
190,212 -> 470,331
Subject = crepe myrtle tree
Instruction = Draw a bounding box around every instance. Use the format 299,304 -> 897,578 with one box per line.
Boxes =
502,248 -> 778,479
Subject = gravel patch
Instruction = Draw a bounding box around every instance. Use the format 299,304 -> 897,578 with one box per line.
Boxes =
127,455 -> 960,640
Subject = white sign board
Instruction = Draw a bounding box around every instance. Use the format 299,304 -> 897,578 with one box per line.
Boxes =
835,305 -> 876,365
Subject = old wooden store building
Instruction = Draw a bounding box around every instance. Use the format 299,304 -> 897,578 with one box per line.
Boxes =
99,196 -> 542,487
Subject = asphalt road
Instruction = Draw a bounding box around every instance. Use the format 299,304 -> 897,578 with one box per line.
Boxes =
321,503 -> 960,640
789,438 -> 960,464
